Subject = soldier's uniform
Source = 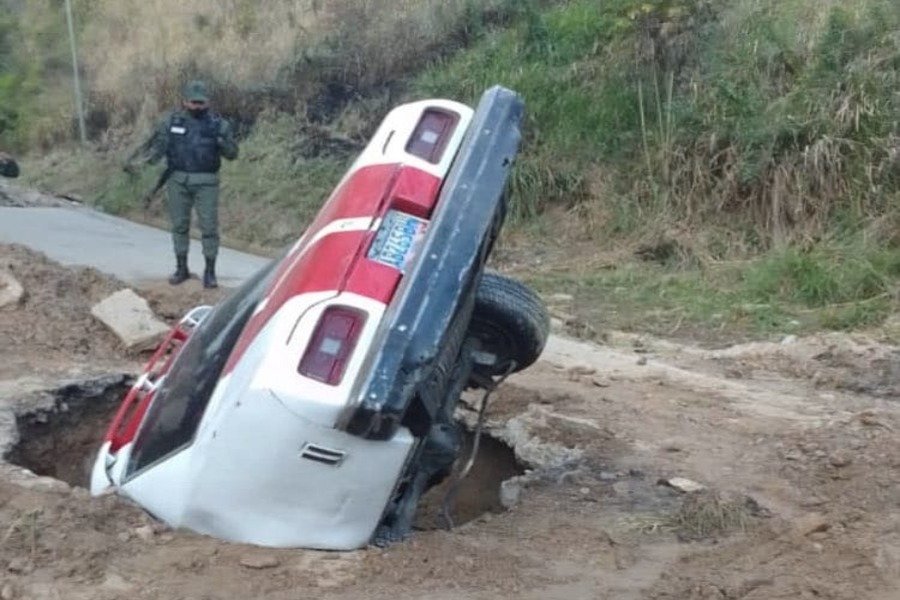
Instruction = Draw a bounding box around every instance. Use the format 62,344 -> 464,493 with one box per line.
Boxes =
137,80 -> 238,288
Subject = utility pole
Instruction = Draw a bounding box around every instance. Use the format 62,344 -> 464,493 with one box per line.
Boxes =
64,0 -> 87,144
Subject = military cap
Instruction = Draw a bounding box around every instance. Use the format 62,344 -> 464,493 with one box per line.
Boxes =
183,80 -> 210,102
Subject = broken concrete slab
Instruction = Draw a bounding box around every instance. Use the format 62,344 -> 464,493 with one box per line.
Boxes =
90,289 -> 170,351
0,270 -> 24,309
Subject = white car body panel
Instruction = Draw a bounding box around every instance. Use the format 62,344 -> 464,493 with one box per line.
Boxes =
91,97 -> 483,549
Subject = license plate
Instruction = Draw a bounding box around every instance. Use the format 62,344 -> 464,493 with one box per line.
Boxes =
368,210 -> 429,273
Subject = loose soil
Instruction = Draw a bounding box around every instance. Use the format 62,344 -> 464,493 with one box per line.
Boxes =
1,224 -> 900,599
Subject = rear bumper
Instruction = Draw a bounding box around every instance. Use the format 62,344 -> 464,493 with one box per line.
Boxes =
338,85 -> 524,440
93,388 -> 415,549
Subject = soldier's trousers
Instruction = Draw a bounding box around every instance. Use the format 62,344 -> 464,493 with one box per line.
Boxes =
166,178 -> 219,259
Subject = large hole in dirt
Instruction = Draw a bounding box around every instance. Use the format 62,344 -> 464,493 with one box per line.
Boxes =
5,376 -> 524,530
5,375 -> 132,488
415,431 -> 524,530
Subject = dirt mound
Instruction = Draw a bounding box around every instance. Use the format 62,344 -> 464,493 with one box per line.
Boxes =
139,279 -> 230,324
0,244 -> 130,378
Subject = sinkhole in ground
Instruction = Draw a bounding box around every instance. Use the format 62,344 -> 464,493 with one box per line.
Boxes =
416,430 -> 525,530
5,375 -> 132,488
5,376 -> 524,528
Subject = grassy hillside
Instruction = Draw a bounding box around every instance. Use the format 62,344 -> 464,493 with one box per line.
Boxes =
418,0 -> 900,245
7,0 -> 900,340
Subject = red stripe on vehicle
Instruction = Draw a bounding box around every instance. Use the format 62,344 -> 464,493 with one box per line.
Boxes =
222,232 -> 369,374
304,163 -> 401,235
221,164 -> 441,375
345,259 -> 402,304
386,167 -> 442,219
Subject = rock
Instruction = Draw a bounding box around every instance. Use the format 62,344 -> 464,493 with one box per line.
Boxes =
239,555 -> 280,570
499,478 -> 523,509
453,555 -> 475,568
662,477 -> 706,493
133,525 -> 155,542
6,558 -> 30,574
90,289 -> 170,351
550,317 -> 566,334
116,531 -> 132,543
811,371 -> 826,386
829,453 -> 852,468
550,310 -> 577,323
636,356 -> 648,366
858,412 -> 890,428
567,365 -> 597,380
591,376 -> 611,388
546,293 -> 574,304
0,271 -> 24,309
793,513 -> 830,537
1,583 -> 14,600
781,335 -> 798,345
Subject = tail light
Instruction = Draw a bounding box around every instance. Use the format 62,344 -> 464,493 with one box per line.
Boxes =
298,306 -> 366,385
405,108 -> 460,164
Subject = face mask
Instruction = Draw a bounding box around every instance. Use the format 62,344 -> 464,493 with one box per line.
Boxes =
188,107 -> 209,118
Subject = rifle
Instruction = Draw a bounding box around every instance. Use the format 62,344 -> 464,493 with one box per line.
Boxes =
142,166 -> 173,208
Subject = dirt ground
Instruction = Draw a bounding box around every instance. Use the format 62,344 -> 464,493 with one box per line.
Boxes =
1,243 -> 900,600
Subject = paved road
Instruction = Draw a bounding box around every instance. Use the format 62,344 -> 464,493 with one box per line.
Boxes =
0,205 -> 271,287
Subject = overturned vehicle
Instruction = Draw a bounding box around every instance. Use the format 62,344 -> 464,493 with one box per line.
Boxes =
90,85 -> 550,550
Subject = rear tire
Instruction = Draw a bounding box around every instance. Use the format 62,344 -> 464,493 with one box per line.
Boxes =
468,271 -> 549,377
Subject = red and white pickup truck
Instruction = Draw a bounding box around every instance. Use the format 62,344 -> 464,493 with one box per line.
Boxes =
90,85 -> 549,550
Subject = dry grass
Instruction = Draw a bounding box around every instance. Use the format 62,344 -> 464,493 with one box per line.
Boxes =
4,0 -> 528,145
617,490 -> 759,541
79,0 -> 324,128
666,490 -> 757,540
70,0 -> 524,133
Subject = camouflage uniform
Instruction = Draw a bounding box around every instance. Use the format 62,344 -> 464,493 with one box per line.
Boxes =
132,80 -> 238,288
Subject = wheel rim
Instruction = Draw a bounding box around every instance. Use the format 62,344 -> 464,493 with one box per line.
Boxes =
469,316 -> 519,372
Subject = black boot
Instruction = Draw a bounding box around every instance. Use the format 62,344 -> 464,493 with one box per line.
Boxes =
203,256 -> 218,289
168,254 -> 189,285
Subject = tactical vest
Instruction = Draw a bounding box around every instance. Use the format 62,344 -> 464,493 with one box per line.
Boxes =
166,112 -> 222,174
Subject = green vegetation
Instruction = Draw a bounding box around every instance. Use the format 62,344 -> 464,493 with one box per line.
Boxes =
5,0 -> 900,341
519,238 -> 900,340
417,0 -> 900,245
0,3 -> 69,149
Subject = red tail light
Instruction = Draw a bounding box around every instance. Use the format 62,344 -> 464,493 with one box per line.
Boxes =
405,108 -> 460,164
298,306 -> 366,385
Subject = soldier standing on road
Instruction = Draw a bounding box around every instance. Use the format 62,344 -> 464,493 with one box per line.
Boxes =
0,152 -> 19,178
125,80 -> 239,289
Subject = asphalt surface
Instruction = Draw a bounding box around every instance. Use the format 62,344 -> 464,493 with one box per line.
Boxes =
0,205 -> 271,287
